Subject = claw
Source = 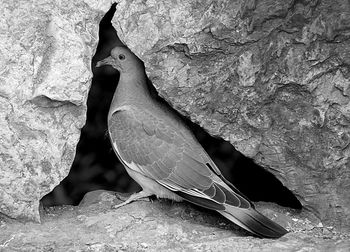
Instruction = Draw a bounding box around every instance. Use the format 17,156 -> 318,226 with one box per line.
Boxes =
112,190 -> 153,209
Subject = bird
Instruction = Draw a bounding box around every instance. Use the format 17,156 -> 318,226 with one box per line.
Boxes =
96,45 -> 288,238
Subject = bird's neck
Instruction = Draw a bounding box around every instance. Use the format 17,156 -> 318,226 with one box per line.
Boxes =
109,71 -> 152,115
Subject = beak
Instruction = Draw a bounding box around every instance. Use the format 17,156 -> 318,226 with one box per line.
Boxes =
96,56 -> 114,67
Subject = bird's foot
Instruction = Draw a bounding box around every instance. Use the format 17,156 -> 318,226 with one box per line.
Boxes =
113,190 -> 153,209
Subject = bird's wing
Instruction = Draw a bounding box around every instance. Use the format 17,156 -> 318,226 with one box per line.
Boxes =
108,107 -> 252,210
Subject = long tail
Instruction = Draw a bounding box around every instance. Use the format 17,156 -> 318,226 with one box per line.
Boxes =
218,205 -> 288,238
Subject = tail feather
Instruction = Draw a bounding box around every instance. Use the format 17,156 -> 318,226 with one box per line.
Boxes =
218,205 -> 288,238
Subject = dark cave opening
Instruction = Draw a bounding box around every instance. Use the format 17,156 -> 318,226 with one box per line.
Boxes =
41,4 -> 302,210
41,4 -> 140,206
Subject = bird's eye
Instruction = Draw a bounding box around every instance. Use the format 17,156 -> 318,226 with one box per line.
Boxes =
118,54 -> 125,60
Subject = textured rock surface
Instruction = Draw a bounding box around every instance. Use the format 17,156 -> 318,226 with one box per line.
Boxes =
113,0 -> 350,229
0,0 -> 107,221
1,190 -> 349,251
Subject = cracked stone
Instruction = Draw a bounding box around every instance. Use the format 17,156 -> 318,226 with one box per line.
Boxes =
0,0 -> 106,221
112,0 -> 350,230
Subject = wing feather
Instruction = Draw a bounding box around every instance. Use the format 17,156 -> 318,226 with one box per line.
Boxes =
108,108 -> 252,211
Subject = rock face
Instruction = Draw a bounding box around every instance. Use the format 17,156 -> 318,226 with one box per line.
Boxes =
113,0 -> 350,230
1,191 -> 350,251
0,0 -> 107,221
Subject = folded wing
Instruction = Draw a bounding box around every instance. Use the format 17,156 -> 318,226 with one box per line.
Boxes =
108,108 -> 287,238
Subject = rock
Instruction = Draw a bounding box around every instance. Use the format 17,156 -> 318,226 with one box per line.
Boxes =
112,0 -> 350,230
0,0 -> 105,221
1,191 -> 349,251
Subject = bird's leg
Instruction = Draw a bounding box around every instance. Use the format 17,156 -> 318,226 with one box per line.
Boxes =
113,190 -> 153,209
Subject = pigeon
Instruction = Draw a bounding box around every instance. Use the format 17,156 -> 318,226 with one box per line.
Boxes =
96,46 -> 288,238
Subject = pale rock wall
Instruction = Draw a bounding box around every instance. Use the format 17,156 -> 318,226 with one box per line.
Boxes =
0,0 -> 107,221
113,0 -> 350,230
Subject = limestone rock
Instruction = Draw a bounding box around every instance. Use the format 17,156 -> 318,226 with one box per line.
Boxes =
1,191 -> 349,251
113,0 -> 350,229
0,0 -> 105,221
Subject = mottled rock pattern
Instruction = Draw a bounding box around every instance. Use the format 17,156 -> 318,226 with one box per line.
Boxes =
113,0 -> 350,230
1,190 -> 349,251
0,0 -> 105,221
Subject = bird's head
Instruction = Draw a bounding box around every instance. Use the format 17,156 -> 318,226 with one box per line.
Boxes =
96,46 -> 144,74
